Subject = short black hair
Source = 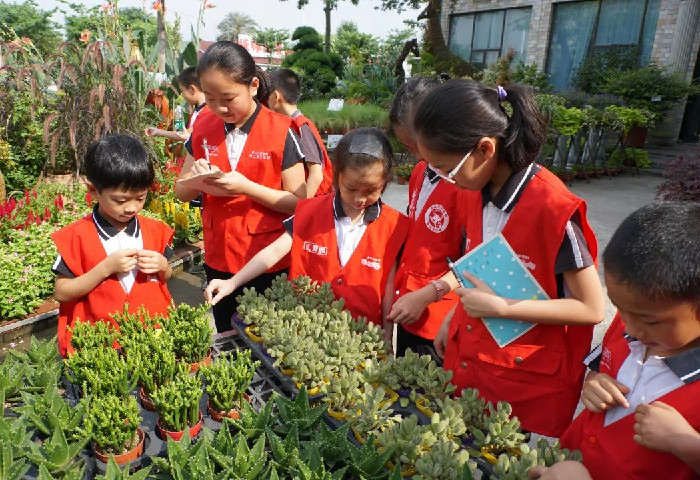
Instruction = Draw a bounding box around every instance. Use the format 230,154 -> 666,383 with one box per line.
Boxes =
603,203 -> 700,302
389,76 -> 442,127
84,135 -> 154,192
177,66 -> 201,90
412,79 -> 546,171
270,68 -> 301,104
332,127 -> 393,189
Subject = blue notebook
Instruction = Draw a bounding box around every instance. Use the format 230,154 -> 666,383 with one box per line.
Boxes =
450,234 -> 548,347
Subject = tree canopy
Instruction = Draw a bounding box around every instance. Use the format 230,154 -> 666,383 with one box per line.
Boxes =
283,26 -> 343,99
332,21 -> 378,63
0,0 -> 61,57
253,28 -> 289,64
217,12 -> 258,43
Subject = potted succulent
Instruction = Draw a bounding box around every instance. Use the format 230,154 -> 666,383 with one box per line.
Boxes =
376,415 -> 433,476
344,383 -> 402,443
471,401 -> 527,464
150,363 -> 204,441
323,370 -> 363,420
64,345 -> 138,398
200,350 -> 259,422
160,303 -> 214,371
414,438 -> 476,480
83,394 -> 145,466
394,163 -> 415,185
129,333 -> 178,412
14,386 -> 88,441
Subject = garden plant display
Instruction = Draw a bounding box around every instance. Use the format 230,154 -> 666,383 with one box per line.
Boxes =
200,349 -> 260,420
150,363 -> 203,439
160,303 -> 214,367
81,395 -> 144,464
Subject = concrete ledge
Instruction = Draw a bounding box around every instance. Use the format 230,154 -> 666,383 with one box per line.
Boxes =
0,242 -> 205,346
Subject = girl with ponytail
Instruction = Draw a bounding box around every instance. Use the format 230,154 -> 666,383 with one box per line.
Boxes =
411,79 -> 605,437
175,41 -> 306,333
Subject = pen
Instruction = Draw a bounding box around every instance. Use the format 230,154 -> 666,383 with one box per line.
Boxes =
203,138 -> 211,170
446,257 -> 466,287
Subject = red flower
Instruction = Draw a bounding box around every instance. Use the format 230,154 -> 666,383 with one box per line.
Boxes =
9,197 -> 16,211
86,192 -> 93,206
32,189 -> 37,200
44,207 -> 51,222
57,193 -> 64,210
27,210 -> 34,223
24,188 -> 29,204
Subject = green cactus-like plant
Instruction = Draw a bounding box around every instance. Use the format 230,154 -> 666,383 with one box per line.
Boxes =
273,386 -> 327,439
200,350 -> 259,413
150,363 -> 202,433
160,303 -> 213,363
82,394 -> 142,456
69,320 -> 116,351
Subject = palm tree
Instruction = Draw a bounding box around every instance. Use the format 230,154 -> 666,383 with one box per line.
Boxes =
217,12 -> 258,43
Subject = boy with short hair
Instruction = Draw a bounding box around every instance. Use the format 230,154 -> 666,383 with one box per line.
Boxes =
145,67 -> 208,142
559,202 -> 700,479
268,68 -> 333,197
52,135 -> 174,357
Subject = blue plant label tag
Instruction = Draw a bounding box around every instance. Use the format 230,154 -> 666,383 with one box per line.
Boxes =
452,234 -> 549,347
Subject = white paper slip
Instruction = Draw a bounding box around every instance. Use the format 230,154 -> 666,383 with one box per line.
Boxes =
176,170 -> 225,191
451,234 -> 549,347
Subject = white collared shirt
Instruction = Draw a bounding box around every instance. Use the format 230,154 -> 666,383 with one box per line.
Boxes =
414,167 -> 441,220
92,213 -> 143,294
604,340 -> 683,425
335,216 -> 370,267
225,127 -> 248,172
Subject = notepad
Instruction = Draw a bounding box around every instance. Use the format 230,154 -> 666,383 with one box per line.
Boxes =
176,170 -> 225,192
451,234 -> 548,347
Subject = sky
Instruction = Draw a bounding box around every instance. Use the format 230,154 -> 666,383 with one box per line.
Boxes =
31,0 -> 423,41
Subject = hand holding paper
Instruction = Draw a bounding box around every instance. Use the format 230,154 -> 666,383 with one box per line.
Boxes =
455,271 -> 510,318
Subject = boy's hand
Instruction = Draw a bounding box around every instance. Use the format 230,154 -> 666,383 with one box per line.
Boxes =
455,271 -> 508,318
136,250 -> 168,274
204,278 -> 236,306
205,171 -> 250,196
581,371 -> 630,413
633,401 -> 699,453
103,249 -> 138,276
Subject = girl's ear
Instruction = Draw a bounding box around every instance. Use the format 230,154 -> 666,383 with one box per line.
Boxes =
250,76 -> 260,91
476,137 -> 498,163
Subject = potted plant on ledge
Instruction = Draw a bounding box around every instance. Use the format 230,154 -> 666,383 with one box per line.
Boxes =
394,163 -> 415,185
200,350 -> 260,422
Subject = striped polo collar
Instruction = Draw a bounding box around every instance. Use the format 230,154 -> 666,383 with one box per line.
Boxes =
481,163 -> 541,212
92,204 -> 139,240
623,332 -> 700,384
332,192 -> 381,223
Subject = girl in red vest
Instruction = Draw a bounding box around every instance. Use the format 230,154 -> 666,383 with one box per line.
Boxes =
204,128 -> 409,332
410,80 -> 606,437
385,77 -> 465,358
175,42 -> 306,333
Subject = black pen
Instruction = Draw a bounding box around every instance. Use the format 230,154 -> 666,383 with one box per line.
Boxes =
446,257 -> 466,287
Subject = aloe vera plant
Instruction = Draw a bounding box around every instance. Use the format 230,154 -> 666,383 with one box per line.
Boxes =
96,456 -> 151,480
8,336 -> 59,366
0,417 -> 32,479
23,361 -> 63,393
0,356 -> 25,406
200,350 -> 259,413
344,433 -> 394,480
273,386 -> 327,439
26,425 -> 89,477
149,429 -> 215,479
82,394 -> 142,456
228,400 -> 275,441
206,427 -> 268,479
14,387 -> 88,440
150,364 -> 202,432
36,463 -> 85,480
160,303 -> 213,363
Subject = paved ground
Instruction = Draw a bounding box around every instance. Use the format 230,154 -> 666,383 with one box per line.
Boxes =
170,171 -> 664,346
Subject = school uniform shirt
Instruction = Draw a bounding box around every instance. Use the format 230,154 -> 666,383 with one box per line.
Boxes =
560,314 -> 700,480
443,164 -> 598,437
394,162 -> 464,340
290,110 -> 334,196
187,102 -> 304,274
286,193 -> 409,325
51,207 -> 174,357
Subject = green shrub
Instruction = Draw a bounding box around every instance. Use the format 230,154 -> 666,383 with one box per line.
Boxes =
297,100 -> 388,133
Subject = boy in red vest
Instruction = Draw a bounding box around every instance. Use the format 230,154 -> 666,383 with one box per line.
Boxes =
558,203 -> 700,480
51,135 -> 174,357
267,68 -> 333,197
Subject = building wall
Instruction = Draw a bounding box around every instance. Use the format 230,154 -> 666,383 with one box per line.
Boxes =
442,0 -> 700,141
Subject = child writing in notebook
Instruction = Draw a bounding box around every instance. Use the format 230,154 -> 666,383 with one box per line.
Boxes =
385,76 -> 465,358
205,127 -> 409,332
174,41 -> 306,333
267,68 -> 334,197
410,79 -> 606,437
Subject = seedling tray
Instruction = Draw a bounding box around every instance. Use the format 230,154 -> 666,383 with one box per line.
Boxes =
231,321 -> 327,404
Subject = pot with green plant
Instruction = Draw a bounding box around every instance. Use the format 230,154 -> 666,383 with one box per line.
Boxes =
344,383 -> 402,443
323,370 -> 363,420
127,329 -> 178,411
200,350 -> 260,422
376,415 -> 433,476
413,438 -> 476,480
150,364 -> 204,441
83,394 -> 144,466
471,401 -> 527,464
160,303 -> 214,371
394,163 -> 415,185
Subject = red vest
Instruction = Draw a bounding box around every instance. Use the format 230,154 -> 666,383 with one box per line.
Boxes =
188,104 -> 210,129
51,215 -> 174,357
394,162 -> 463,340
190,106 -> 291,273
561,314 -> 700,480
291,114 -> 334,196
443,167 -> 598,437
289,194 -> 409,325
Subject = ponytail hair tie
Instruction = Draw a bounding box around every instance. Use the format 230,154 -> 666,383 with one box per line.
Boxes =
496,85 -> 507,102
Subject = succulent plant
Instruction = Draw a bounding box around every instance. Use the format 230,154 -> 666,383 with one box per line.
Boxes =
160,303 -> 213,364
200,350 -> 259,413
344,384 -> 402,440
150,363 -> 202,432
414,438 -> 477,480
471,401 -> 526,452
82,394 -> 142,456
